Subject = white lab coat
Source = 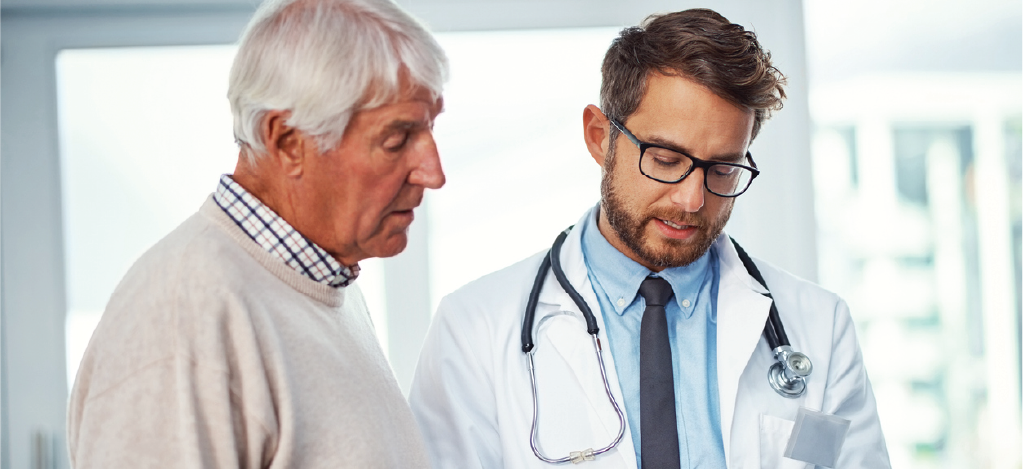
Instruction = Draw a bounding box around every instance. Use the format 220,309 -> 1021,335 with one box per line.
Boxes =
410,208 -> 890,469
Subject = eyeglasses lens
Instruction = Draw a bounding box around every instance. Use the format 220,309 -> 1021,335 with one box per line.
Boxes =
640,148 -> 753,196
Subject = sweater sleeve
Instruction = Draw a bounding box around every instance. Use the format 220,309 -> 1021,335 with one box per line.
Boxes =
68,353 -> 275,469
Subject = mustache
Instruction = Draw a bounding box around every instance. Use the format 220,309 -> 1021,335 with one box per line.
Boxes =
646,208 -> 704,227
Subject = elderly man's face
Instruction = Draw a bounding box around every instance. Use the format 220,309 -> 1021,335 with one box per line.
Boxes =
300,85 -> 445,264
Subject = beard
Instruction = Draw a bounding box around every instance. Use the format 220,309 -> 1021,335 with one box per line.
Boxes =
599,141 -> 732,268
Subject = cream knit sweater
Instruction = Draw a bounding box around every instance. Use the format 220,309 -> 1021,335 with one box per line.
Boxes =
67,197 -> 430,468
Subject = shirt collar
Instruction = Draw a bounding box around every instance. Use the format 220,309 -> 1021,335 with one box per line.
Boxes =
580,205 -> 715,318
213,174 -> 359,288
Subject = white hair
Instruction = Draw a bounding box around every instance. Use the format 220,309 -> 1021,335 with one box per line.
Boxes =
228,0 -> 448,159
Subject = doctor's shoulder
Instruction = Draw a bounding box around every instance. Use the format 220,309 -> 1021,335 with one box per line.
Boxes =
434,249 -> 550,323
732,252 -> 866,372
740,252 -> 876,398
412,249 -> 551,467
743,254 -> 847,322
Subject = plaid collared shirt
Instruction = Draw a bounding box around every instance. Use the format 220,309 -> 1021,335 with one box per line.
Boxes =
213,174 -> 359,288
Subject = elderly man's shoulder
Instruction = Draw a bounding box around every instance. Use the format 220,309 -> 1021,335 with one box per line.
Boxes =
71,199 -> 276,405
87,197 -> 299,367
110,199 -> 265,307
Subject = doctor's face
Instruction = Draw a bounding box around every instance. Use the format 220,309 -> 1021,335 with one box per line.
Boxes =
592,74 -> 754,271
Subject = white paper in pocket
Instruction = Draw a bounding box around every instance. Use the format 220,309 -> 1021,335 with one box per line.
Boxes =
783,407 -> 851,468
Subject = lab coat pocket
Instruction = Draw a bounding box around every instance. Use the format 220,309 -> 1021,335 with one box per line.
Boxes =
758,414 -> 809,469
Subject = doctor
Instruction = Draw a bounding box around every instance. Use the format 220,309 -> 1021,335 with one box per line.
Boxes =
410,8 -> 889,469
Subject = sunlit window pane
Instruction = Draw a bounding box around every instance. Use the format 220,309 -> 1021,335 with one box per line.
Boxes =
428,28 -> 615,310
57,45 -> 237,386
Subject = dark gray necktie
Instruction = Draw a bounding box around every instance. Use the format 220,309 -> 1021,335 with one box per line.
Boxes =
638,276 -> 680,469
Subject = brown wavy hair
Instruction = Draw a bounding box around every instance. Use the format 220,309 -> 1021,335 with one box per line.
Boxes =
600,9 -> 786,140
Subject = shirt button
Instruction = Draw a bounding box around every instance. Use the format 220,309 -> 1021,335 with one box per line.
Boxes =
682,299 -> 692,308
617,298 -> 626,307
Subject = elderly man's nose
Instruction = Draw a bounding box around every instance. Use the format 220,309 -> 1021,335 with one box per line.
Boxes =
409,137 -> 445,189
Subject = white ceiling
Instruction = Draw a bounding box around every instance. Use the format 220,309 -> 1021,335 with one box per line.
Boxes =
0,0 -> 717,32
804,0 -> 1022,81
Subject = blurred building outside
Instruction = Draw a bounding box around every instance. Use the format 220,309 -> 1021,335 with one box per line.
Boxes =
810,72 -> 1022,469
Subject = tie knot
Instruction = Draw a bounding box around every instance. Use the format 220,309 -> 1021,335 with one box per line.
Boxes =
638,277 -> 674,307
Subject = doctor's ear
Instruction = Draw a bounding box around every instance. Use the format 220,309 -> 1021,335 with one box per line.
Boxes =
582,104 -> 611,167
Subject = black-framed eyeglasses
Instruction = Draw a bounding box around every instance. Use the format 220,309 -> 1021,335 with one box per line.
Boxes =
609,118 -> 760,197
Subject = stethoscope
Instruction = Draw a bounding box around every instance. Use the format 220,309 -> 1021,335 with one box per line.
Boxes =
520,227 -> 813,464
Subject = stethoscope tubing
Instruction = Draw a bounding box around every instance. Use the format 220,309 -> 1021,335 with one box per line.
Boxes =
524,228 -> 626,464
520,227 -> 811,464
520,249 -> 551,353
729,238 -> 790,350
526,335 -> 627,464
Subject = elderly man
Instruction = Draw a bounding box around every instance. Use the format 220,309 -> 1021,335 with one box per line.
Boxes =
67,0 -> 446,466
410,9 -> 890,469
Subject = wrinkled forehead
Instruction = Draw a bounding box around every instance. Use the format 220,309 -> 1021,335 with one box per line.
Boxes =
358,66 -> 443,111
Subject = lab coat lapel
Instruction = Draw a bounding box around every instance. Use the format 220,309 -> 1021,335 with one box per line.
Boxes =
714,234 -> 773,462
536,213 -> 638,469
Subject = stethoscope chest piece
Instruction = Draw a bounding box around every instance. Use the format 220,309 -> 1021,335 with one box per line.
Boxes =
767,345 -> 813,398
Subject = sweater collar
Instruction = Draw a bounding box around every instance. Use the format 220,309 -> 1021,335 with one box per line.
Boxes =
212,174 -> 359,288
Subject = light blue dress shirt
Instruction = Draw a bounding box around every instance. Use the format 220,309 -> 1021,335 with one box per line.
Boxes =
580,211 -> 726,469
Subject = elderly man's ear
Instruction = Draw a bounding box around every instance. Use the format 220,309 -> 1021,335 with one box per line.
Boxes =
261,110 -> 305,177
